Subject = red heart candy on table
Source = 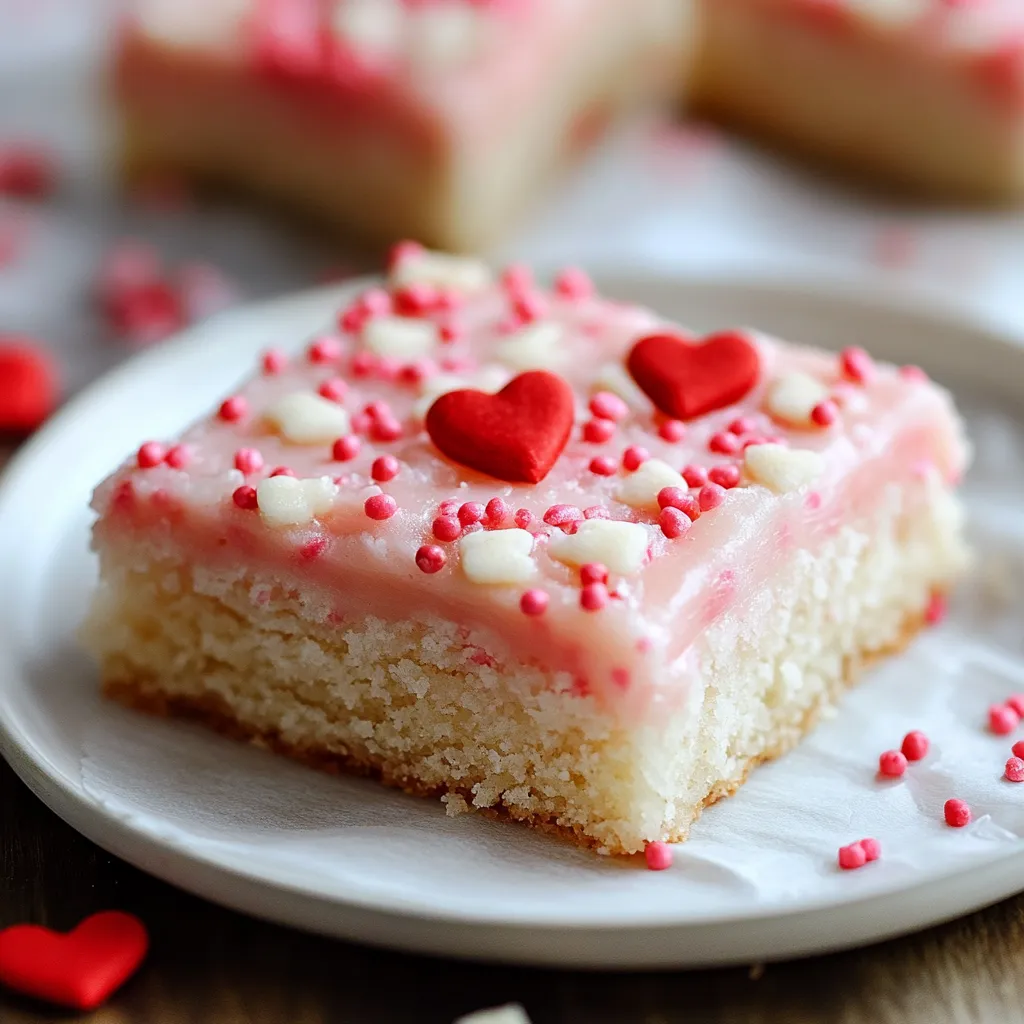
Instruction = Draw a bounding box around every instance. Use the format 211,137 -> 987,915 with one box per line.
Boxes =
627,330 -> 760,421
0,911 -> 148,1010
426,370 -> 575,484
0,339 -> 59,433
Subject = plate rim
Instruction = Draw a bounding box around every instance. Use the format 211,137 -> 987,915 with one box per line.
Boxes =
3,269 -> 1024,965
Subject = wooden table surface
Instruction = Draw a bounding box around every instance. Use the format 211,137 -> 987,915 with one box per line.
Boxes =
2,755 -> 1024,1024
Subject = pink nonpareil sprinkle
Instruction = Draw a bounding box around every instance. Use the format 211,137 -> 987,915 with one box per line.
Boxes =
859,838 -> 881,862
811,400 -> 838,427
458,501 -> 486,526
370,416 -> 403,442
622,446 -> 649,471
393,282 -> 438,316
371,454 -> 400,482
136,441 -> 165,468
415,544 -> 446,574
583,417 -> 616,444
924,592 -> 947,625
840,346 -> 874,385
232,485 -> 258,510
218,396 -> 247,422
307,335 -> 343,363
727,415 -> 757,436
708,464 -> 740,489
589,391 -> 629,422
500,263 -> 533,294
234,448 -> 264,475
699,483 -> 726,512
580,582 -> 609,611
644,842 -> 673,871
1013,740 -> 1024,759
514,508 -> 533,529
583,505 -> 611,520
262,349 -> 287,374
1005,757 -> 1024,783
432,515 -> 461,542
878,750 -> 907,778
901,730 -> 929,762
658,419 -> 686,443
554,266 -> 594,301
485,497 -> 509,526
989,704 -> 1020,736
364,494 -> 398,520
544,504 -> 582,528
837,843 -> 867,871
589,456 -> 617,476
512,290 -> 547,324
386,239 -> 424,272
708,431 -> 740,456
270,466 -> 295,478
351,351 -> 376,377
682,464 -> 708,488
164,444 -> 190,469
944,798 -> 971,828
1006,694 -> 1024,717
520,589 -> 549,616
580,563 -> 608,585
659,507 -> 692,539
332,435 -> 360,462
318,377 -> 348,402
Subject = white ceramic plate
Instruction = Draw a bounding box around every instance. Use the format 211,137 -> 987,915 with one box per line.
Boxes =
3,274 -> 1024,969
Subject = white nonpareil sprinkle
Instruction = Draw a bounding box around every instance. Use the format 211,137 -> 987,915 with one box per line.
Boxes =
744,443 -> 823,494
264,392 -> 351,444
548,519 -> 650,576
459,529 -> 536,585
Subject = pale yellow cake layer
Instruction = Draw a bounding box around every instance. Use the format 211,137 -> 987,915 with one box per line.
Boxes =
691,0 -> 1024,201
117,3 -> 690,251
82,476 -> 966,855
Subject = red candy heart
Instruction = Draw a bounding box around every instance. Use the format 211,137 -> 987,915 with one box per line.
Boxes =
627,330 -> 760,420
426,370 -> 574,483
0,338 -> 59,433
0,911 -> 148,1010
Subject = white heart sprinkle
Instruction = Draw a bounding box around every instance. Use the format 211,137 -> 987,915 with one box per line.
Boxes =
615,458 -> 688,509
744,444 -> 823,494
459,529 -> 536,585
548,519 -> 649,576
265,392 -> 351,445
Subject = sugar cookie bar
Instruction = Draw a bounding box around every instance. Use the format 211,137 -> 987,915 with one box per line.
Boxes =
83,248 -> 969,854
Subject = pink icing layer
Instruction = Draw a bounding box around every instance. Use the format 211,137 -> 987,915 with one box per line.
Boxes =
91,261 -> 967,719
748,0 -> 1024,106
120,0 -> 636,152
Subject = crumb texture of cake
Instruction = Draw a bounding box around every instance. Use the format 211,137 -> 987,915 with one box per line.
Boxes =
82,251 -> 970,853
691,0 -> 1024,200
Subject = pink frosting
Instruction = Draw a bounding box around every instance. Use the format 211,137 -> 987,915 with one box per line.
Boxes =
752,0 -> 1024,104
92,260 -> 968,718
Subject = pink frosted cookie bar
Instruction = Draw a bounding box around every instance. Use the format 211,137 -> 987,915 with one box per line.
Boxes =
692,0 -> 1024,200
115,0 -> 690,250
82,247 -> 969,854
